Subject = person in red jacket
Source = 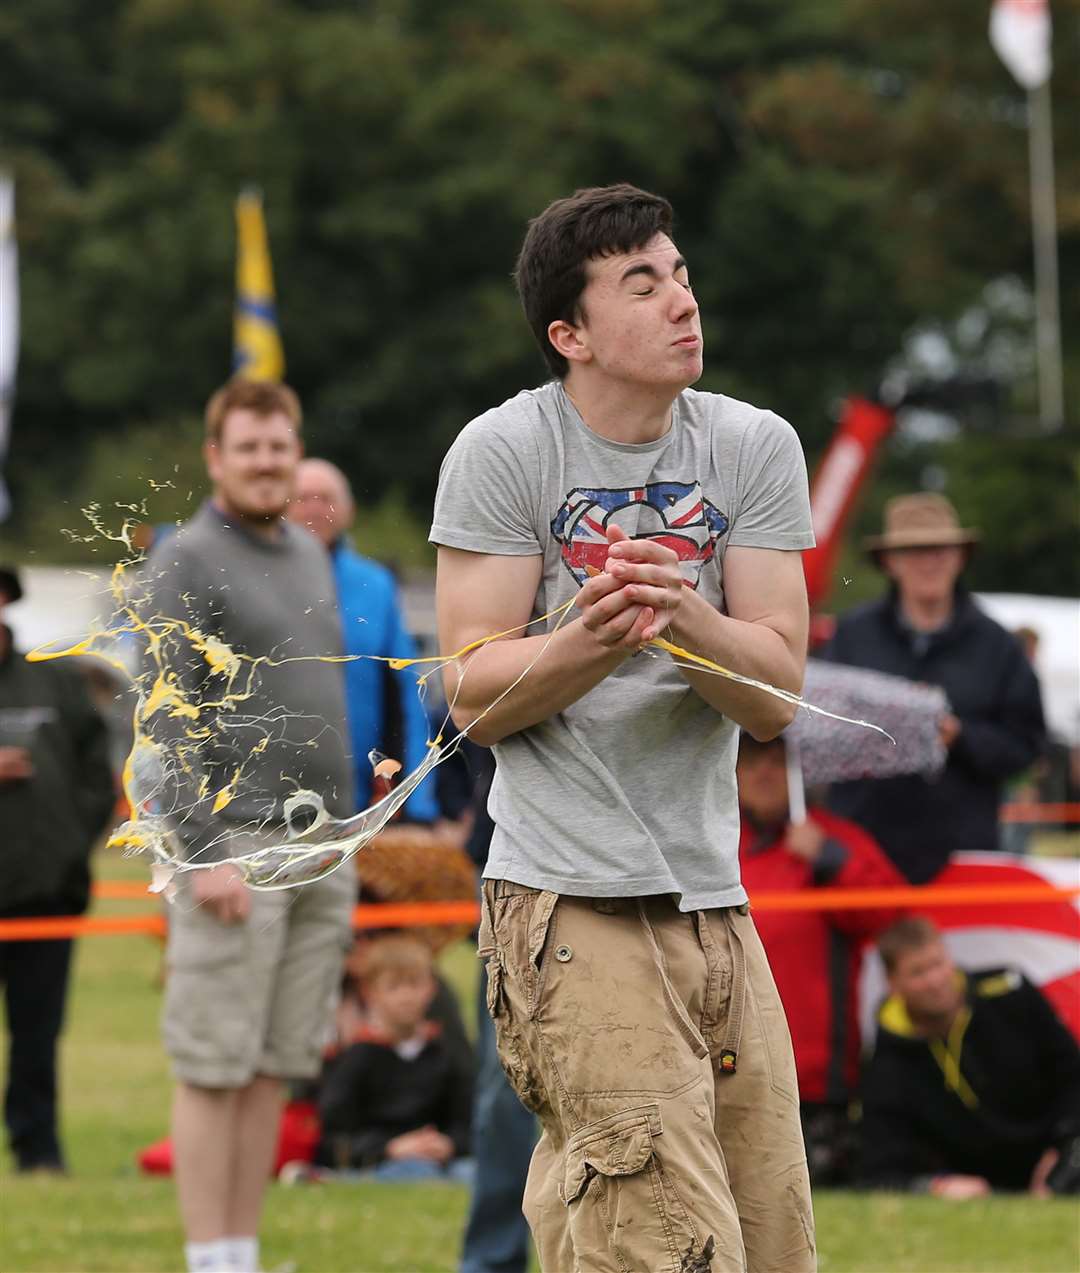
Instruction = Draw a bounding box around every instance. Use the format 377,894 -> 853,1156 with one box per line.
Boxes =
737,732 -> 907,1183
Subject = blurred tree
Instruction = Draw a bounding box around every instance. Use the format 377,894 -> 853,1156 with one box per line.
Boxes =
0,0 -> 1075,593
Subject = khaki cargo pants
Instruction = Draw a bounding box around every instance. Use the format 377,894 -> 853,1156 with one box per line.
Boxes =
479,882 -> 815,1273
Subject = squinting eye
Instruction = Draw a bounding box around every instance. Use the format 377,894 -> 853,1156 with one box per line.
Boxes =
634,288 -> 654,297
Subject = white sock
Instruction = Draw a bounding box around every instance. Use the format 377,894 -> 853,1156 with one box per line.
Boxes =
225,1236 -> 260,1273
185,1240 -> 233,1272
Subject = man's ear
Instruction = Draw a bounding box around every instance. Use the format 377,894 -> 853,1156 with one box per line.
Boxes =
548,318 -> 592,367
203,439 -> 221,482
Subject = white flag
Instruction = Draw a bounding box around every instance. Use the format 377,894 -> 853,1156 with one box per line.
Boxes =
990,0 -> 1052,90
0,172 -> 17,523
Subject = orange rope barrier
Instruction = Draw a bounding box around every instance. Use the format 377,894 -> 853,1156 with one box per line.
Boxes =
2,882 -> 1078,941
999,802 -> 1080,824
749,882 -> 1080,912
0,914 -> 168,940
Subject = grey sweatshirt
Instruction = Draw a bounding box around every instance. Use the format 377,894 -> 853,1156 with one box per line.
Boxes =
143,501 -> 353,861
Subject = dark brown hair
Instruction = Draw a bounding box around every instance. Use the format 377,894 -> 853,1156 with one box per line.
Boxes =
877,915 -> 942,974
513,183 -> 674,378
204,378 -> 303,444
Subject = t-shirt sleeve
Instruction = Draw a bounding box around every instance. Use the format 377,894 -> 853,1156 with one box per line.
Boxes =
726,411 -> 815,551
429,408 -> 542,556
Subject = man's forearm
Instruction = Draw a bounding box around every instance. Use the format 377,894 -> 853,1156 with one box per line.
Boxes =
445,618 -> 627,746
666,588 -> 804,740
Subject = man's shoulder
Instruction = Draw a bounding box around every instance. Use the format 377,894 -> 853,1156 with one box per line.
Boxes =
970,966 -> 1027,1001
147,506 -> 219,567
963,596 -> 1024,649
833,596 -> 891,637
281,520 -> 334,567
333,543 -> 396,593
456,384 -> 556,448
680,388 -> 790,442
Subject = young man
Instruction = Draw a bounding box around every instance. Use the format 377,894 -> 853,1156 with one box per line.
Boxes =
736,734 -> 905,1184
862,917 -> 1080,1197
431,185 -> 816,1273
146,380 -> 356,1273
287,457 -> 439,822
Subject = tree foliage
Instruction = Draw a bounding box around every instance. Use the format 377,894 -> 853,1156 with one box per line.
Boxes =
1,0 -> 1076,591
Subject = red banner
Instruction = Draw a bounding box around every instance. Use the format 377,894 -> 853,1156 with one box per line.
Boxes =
803,396 -> 895,608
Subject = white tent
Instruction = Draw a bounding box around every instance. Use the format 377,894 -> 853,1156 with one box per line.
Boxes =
976,592 -> 1080,745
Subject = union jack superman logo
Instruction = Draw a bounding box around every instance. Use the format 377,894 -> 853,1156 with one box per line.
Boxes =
550,480 -> 729,590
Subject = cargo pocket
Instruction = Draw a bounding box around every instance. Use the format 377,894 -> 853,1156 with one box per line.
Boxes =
560,1104 -> 703,1273
485,952 -> 546,1114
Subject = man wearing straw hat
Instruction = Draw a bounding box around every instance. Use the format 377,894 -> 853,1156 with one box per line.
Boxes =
825,494 -> 1045,883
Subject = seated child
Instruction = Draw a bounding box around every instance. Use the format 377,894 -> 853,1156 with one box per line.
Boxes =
314,933 -> 474,1180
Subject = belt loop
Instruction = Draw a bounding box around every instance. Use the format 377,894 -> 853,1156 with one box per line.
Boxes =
719,908 -> 748,1076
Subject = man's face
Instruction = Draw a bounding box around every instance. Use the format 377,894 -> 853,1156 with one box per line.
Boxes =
889,939 -> 963,1021
560,233 -> 703,390
736,746 -> 790,823
204,408 -> 302,521
882,545 -> 966,609
288,462 -> 353,547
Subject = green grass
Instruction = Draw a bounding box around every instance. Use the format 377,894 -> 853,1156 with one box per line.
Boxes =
2,848 -> 1078,1273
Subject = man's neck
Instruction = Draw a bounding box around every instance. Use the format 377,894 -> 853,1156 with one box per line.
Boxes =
562,371 -> 678,445
907,1001 -> 963,1039
211,496 -> 285,544
899,593 -> 954,634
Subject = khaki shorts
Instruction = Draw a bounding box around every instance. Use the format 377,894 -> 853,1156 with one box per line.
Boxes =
480,882 -> 815,1273
163,843 -> 355,1089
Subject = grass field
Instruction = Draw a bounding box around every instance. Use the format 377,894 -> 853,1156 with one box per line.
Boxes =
2,849 -> 1078,1273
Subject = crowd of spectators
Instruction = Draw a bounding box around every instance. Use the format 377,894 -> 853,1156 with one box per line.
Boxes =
2,384 -> 1077,1273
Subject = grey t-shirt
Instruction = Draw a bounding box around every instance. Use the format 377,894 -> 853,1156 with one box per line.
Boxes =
430,381 -> 814,910
144,502 -> 353,861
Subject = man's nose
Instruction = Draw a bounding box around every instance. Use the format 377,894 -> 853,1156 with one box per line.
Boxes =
669,281 -> 698,321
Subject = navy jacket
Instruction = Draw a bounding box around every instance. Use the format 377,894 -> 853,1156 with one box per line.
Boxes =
823,591 -> 1045,882
0,630 -> 114,916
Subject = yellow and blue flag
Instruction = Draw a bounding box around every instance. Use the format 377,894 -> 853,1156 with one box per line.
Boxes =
232,188 -> 284,381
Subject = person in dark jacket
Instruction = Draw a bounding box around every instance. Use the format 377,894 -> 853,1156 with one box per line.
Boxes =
0,565 -> 115,1171
737,733 -> 906,1183
861,916 -> 1080,1198
315,933 -> 473,1179
824,494 -> 1045,882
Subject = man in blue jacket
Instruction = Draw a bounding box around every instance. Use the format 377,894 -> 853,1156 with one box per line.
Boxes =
289,458 -> 439,821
